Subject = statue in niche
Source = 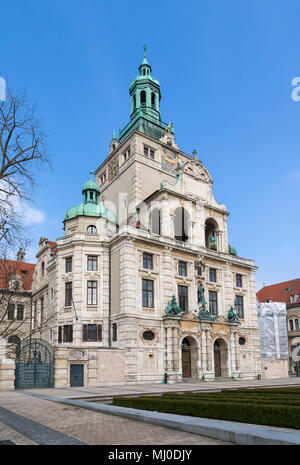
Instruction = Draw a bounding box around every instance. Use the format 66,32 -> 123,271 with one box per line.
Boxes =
197,284 -> 213,321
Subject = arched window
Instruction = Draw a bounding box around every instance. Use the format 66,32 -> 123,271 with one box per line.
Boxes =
41,261 -> 45,277
290,319 -> 294,331
296,319 -> 299,331
205,218 -> 219,250
151,208 -> 161,235
87,225 -> 97,234
140,90 -> 146,107
151,92 -> 156,109
133,95 -> 136,111
174,207 -> 189,242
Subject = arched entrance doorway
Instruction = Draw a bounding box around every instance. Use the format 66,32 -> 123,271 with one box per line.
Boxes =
181,336 -> 198,379
213,338 -> 228,378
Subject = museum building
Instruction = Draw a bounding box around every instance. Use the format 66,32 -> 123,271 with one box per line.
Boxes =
31,53 -> 262,387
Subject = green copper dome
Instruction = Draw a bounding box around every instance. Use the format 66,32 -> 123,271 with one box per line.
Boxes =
82,179 -> 100,194
64,173 -> 117,224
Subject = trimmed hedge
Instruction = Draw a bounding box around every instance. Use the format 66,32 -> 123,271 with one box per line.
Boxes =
159,394 -> 300,407
112,395 -> 300,429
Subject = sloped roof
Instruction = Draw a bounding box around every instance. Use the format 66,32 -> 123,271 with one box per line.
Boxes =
0,259 -> 35,292
257,278 -> 300,304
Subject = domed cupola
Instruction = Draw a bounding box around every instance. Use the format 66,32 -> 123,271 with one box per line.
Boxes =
82,171 -> 100,204
64,172 -> 117,224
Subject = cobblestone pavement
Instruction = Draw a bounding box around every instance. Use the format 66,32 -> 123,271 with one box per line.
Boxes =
0,391 -> 232,445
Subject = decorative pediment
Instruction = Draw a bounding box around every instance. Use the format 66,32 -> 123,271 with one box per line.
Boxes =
181,311 -> 199,322
182,159 -> 212,183
213,315 -> 228,324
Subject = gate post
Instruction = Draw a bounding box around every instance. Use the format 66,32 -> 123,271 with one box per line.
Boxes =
0,338 -> 15,390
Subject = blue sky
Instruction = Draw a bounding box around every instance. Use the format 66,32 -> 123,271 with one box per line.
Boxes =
0,0 -> 299,290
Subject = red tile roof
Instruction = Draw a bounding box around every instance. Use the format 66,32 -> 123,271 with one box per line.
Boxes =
0,259 -> 35,292
257,278 -> 300,304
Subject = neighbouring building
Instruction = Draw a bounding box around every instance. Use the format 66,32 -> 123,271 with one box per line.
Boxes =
257,278 -> 300,375
29,52 -> 262,388
0,249 -> 35,389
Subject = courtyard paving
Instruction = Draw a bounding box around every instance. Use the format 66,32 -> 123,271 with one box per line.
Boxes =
0,391 -> 231,445
0,378 -> 300,445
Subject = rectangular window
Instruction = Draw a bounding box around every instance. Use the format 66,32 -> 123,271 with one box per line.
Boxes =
17,304 -> 24,321
235,295 -> 244,319
112,323 -> 117,341
178,285 -> 188,312
150,149 -> 155,160
65,282 -> 72,307
236,274 -> 242,287
209,268 -> 217,282
178,261 -> 187,276
143,253 -> 153,270
7,303 -> 15,320
58,325 -> 73,342
87,255 -> 98,271
82,324 -> 102,342
87,281 -> 97,305
209,291 -> 218,315
66,257 -> 72,273
142,279 -> 154,308
144,146 -> 148,157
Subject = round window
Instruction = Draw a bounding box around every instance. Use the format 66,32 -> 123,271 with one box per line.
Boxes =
143,331 -> 155,341
239,337 -> 246,346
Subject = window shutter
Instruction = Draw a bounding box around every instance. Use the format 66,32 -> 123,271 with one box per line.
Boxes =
58,326 -> 62,343
97,325 -> 102,341
82,324 -> 88,341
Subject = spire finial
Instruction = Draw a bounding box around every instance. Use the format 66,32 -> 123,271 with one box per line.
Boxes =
143,44 -> 147,58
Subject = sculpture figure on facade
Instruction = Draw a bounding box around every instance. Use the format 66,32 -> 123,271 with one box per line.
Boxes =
165,295 -> 183,317
197,284 -> 213,321
209,232 -> 217,250
228,298 -> 241,324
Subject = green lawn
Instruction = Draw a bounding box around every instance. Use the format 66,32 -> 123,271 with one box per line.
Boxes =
112,387 -> 300,430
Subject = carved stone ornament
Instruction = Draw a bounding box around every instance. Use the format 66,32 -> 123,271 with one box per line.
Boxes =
213,315 -> 229,324
181,311 -> 199,322
182,160 -> 212,183
68,349 -> 88,361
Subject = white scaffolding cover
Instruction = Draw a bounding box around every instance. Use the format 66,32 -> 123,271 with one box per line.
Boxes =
257,302 -> 289,359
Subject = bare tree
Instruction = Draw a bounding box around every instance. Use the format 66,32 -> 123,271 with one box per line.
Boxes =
0,88 -> 50,247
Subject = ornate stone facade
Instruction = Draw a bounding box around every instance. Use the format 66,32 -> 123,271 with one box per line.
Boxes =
31,54 -> 262,387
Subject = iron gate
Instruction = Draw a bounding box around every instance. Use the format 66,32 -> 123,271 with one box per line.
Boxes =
15,338 -> 54,389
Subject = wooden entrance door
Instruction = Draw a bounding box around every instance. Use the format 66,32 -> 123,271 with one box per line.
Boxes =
182,348 -> 191,378
214,349 -> 221,377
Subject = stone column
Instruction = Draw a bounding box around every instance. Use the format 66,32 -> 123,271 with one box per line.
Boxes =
235,332 -> 241,371
172,327 -> 179,372
206,330 -> 212,371
216,232 -> 222,252
201,330 -> 207,371
230,331 -> 236,373
167,327 -> 173,372
160,194 -> 171,237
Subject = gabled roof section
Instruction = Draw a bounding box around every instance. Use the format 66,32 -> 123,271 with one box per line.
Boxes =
257,278 -> 300,304
0,259 -> 35,291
